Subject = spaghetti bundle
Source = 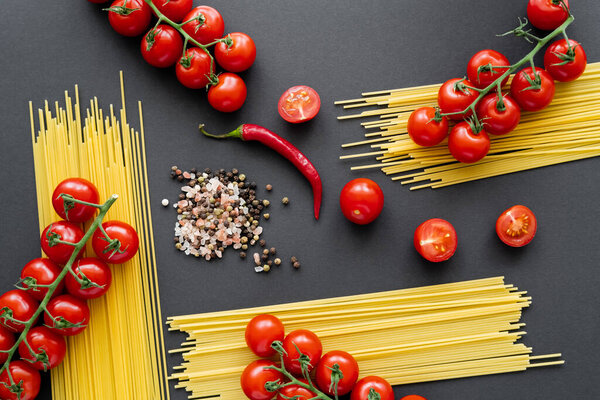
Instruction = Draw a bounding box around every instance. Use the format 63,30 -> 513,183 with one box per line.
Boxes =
30,74 -> 169,399
168,277 -> 562,399
337,62 -> 600,189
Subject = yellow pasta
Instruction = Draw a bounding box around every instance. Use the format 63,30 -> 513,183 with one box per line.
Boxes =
30,73 -> 169,400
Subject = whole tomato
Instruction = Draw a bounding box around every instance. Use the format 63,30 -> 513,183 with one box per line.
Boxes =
437,78 -> 478,120
65,258 -> 113,299
544,39 -> 586,82
182,6 -> 225,45
0,361 -> 41,400
40,221 -> 85,264
0,290 -> 39,333
240,360 -> 283,400
44,294 -> 90,336
245,314 -> 285,357
407,106 -> 449,146
52,177 -> 99,223
106,0 -> 151,37
527,0 -> 570,31
141,24 -> 183,68
277,382 -> 316,400
20,258 -> 64,301
316,350 -> 359,396
282,329 -> 322,375
18,326 -> 67,370
510,67 -> 555,111
448,122 -> 490,163
476,93 -> 521,136
176,47 -> 214,89
0,325 -> 15,364
467,49 -> 510,89
339,178 -> 384,225
207,73 -> 247,113
350,376 -> 395,400
92,221 -> 139,264
152,0 -> 193,23
214,32 -> 257,72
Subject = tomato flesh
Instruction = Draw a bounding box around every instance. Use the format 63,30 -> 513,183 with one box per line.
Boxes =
414,218 -> 457,262
278,86 -> 321,123
496,205 -> 537,247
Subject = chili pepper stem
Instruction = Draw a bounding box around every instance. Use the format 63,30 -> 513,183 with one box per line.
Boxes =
199,124 -> 244,140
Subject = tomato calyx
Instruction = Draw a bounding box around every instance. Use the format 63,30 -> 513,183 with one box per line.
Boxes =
429,107 -> 444,123
520,69 -> 542,91
191,14 -> 207,32
22,348 -> 50,372
466,115 -> 484,135
0,379 -> 24,398
179,53 -> 193,68
452,78 -> 473,96
44,315 -> 86,331
144,27 -> 161,51
550,43 -> 578,66
368,388 -> 382,400
103,5 -> 141,16
325,363 -> 344,397
476,63 -> 510,84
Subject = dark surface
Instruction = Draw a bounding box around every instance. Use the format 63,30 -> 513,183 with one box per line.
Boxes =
1,1 -> 599,399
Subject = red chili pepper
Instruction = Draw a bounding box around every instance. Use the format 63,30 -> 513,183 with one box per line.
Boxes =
200,124 -> 322,220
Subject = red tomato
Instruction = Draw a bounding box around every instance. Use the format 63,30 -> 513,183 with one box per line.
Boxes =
277,382 -> 316,400
282,329 -> 323,375
437,78 -> 478,120
527,0 -> 569,31
0,325 -> 15,364
316,351 -> 359,396
0,361 -> 41,400
181,6 -> 225,45
496,205 -> 537,247
240,360 -> 283,400
448,122 -> 490,163
544,39 -> 587,82
20,258 -> 64,301
176,47 -> 214,89
52,177 -> 99,223
152,0 -> 193,23
207,73 -> 247,113
467,50 -> 510,89
44,294 -> 90,336
400,396 -> 427,400
40,221 -> 85,264
476,94 -> 521,136
245,314 -> 285,357
0,290 -> 39,333
510,67 -> 555,111
106,0 -> 151,37
65,258 -> 112,300
18,326 -> 67,371
92,221 -> 139,264
407,107 -> 449,146
141,24 -> 183,68
214,32 -> 257,72
350,376 -> 394,400
339,178 -> 384,225
278,86 -> 321,124
414,218 -> 458,262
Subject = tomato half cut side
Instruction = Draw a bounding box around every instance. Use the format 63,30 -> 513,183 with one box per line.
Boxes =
414,218 -> 457,262
278,86 -> 321,123
496,205 -> 537,247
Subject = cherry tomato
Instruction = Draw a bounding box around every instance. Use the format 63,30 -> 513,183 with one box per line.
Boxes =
245,314 -> 285,357
448,122 -> 490,163
176,47 -> 214,89
240,360 -> 283,400
65,258 -> 112,300
106,0 -> 151,37
0,361 -> 41,400
141,24 -> 183,68
44,294 -> 90,336
278,86 -> 321,124
282,329 -> 322,375
467,49 -> 510,89
181,6 -> 225,45
437,78 -> 478,120
92,221 -> 139,264
414,218 -> 458,262
214,32 -> 257,72
350,376 -> 394,400
407,107 -> 449,146
20,258 -> 64,301
400,396 -> 427,400
152,0 -> 192,23
339,178 -> 384,225
316,350 -> 359,396
207,73 -> 247,113
527,0 -> 569,31
0,325 -> 15,364
18,326 -> 67,371
277,381 -> 316,400
0,290 -> 39,333
476,94 -> 521,136
52,177 -> 100,223
496,205 -> 537,247
544,39 -> 587,82
40,221 -> 85,264
510,67 -> 555,111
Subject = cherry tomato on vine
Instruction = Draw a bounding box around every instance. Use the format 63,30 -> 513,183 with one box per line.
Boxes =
437,78 -> 478,120
340,178 -> 384,225
350,376 -> 394,400
214,32 -> 257,72
92,221 -> 139,264
400,396 -> 428,400
407,106 -> 449,146
245,314 -> 285,357
141,24 -> 183,68
152,0 -> 193,23
496,205 -> 537,247
240,360 -> 283,400
106,0 -> 151,37
40,221 -> 85,265
52,177 -> 99,223
176,47 -> 214,89
0,290 -> 39,333
182,6 -> 225,45
278,86 -> 321,124
544,39 -> 587,82
527,0 -> 570,31
20,258 -> 64,301
0,361 -> 41,400
44,294 -> 90,336
467,49 -> 510,89
414,218 -> 457,263
282,329 -> 322,375
510,67 -> 555,111
0,326 -> 15,364
316,350 -> 359,396
65,258 -> 112,300
207,73 -> 247,113
18,326 -> 67,371
277,381 -> 316,400
476,93 -> 521,136
448,122 -> 490,163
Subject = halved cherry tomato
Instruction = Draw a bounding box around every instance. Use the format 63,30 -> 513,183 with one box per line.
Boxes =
106,0 -> 151,37
52,177 -> 99,223
496,205 -> 537,247
41,221 -> 85,264
207,73 -> 247,113
510,67 -> 555,111
316,350 -> 359,396
0,325 -> 15,364
476,93 -> 521,136
176,47 -> 214,89
245,314 -> 285,357
18,326 -> 67,370
152,0 -> 193,23
181,6 -> 225,45
437,78 -> 478,120
527,0 -> 570,31
0,361 -> 41,400
340,178 -> 384,225
414,218 -> 457,262
407,106 -> 449,146
141,24 -> 183,68
277,381 -> 316,400
44,294 -> 90,336
282,329 -> 322,375
215,32 -> 257,73
65,258 -> 112,299
544,39 -> 586,82
278,86 -> 321,124
240,360 -> 283,400
20,258 -> 64,301
0,290 -> 39,333
467,49 -> 510,89
92,221 -> 139,264
448,122 -> 490,163
350,376 -> 394,400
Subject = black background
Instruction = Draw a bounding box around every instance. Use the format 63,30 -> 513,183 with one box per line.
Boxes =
1,1 -> 599,399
